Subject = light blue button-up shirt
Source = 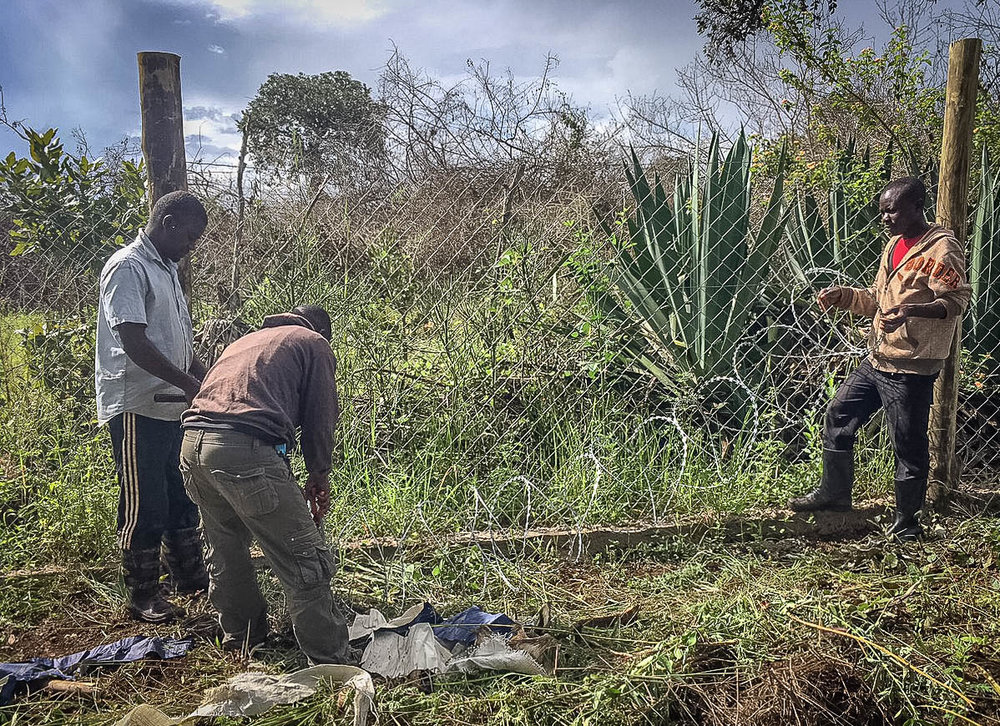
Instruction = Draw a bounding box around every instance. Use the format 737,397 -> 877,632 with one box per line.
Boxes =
95,231 -> 194,424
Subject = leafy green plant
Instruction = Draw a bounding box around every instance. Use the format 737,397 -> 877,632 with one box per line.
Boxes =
17,316 -> 96,411
582,132 -> 787,383
0,126 -> 146,266
783,139 -> 892,291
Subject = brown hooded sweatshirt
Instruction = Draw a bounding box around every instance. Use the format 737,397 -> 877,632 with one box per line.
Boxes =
182,314 -> 339,475
841,224 -> 972,375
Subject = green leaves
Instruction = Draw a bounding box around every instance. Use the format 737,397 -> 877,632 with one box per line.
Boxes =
783,139 -> 887,291
967,147 -> 1000,357
0,126 -> 146,267
585,131 -> 787,383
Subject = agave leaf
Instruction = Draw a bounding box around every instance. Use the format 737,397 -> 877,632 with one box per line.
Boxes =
968,146 -> 1000,355
726,141 -> 788,362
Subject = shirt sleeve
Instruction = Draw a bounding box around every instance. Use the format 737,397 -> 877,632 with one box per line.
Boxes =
843,286 -> 879,318
298,339 -> 340,475
102,259 -> 149,329
929,247 -> 972,318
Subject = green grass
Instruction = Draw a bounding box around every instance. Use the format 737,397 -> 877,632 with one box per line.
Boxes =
3,515 -> 1000,724
0,273 -> 900,573
0,269 -> 980,725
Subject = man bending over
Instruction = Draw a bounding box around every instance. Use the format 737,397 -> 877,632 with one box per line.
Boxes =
180,306 -> 352,663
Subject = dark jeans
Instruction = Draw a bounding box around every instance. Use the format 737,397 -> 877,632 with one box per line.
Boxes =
108,413 -> 200,550
823,359 -> 937,484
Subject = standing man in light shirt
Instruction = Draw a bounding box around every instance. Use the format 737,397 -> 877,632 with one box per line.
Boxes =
96,190 -> 211,622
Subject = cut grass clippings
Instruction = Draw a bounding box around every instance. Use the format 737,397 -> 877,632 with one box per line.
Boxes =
2,512 -> 1000,725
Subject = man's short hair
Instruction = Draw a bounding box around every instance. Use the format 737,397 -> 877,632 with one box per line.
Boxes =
882,177 -> 926,209
293,305 -> 332,340
149,191 -> 208,229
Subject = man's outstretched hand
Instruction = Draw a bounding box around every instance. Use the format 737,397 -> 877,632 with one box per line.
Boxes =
817,286 -> 848,312
303,470 -> 331,525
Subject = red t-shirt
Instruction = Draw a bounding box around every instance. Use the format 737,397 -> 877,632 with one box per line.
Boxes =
892,234 -> 923,270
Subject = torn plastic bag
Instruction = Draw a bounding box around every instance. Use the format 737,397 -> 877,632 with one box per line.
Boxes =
114,664 -> 374,726
0,636 -> 191,706
360,622 -> 451,678
448,635 -> 546,676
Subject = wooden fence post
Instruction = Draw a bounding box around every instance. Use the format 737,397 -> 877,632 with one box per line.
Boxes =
929,37 -> 981,505
137,51 -> 190,294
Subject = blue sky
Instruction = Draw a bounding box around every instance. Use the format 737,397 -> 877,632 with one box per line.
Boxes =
0,0 -> 968,161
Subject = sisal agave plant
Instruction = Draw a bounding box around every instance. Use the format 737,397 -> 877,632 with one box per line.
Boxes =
967,147 -> 1000,358
783,139 -> 892,292
587,131 -> 787,384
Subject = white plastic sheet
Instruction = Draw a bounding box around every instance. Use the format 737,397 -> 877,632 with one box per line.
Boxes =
448,635 -> 547,676
352,607 -> 549,678
114,664 -> 374,726
361,623 -> 452,678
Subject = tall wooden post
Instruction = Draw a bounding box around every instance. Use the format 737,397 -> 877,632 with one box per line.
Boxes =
137,52 -> 190,293
929,38 -> 981,505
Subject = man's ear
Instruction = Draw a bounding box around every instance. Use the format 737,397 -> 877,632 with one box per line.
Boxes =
161,213 -> 177,231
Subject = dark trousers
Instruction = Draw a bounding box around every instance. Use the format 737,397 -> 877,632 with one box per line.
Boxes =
823,359 -> 937,484
108,413 -> 200,550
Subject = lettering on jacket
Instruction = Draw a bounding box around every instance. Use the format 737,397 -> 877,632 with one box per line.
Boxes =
900,255 -> 962,289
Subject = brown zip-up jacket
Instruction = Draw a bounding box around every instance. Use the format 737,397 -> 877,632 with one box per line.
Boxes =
841,224 -> 972,375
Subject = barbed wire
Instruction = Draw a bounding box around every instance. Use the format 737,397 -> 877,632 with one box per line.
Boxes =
2,134 -> 999,612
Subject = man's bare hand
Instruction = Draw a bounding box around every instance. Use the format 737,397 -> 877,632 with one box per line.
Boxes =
817,286 -> 848,312
303,471 -> 331,525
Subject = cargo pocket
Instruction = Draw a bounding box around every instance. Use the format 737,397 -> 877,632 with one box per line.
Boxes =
213,468 -> 280,517
289,526 -> 334,588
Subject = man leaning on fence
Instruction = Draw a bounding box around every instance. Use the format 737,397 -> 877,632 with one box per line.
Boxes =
95,190 -> 210,622
179,305 -> 353,664
788,177 -> 972,541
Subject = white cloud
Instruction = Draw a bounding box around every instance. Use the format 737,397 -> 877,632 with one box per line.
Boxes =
166,0 -> 392,27
183,101 -> 243,160
208,43 -> 226,53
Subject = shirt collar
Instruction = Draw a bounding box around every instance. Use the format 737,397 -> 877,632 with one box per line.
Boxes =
136,229 -> 174,270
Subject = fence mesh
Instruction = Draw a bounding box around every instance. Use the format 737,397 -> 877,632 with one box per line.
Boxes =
2,114 -> 1000,609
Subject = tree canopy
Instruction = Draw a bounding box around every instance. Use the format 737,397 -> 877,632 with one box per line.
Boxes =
695,0 -> 837,60
238,71 -> 387,178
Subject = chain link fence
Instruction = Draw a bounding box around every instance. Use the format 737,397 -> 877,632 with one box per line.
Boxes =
2,111 -> 1000,607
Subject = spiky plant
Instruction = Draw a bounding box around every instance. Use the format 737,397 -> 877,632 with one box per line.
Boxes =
584,131 -> 787,385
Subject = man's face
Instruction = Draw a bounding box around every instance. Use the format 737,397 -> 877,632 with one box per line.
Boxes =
879,188 -> 923,237
158,214 -> 206,262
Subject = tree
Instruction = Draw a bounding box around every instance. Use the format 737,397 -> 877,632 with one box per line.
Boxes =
237,71 -> 387,182
695,0 -> 837,60
0,124 -> 146,268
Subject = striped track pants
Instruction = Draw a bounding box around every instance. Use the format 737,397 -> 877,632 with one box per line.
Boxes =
108,413 -> 200,550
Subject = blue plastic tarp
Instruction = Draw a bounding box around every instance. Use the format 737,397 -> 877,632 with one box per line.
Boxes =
0,635 -> 191,705
435,606 -> 515,647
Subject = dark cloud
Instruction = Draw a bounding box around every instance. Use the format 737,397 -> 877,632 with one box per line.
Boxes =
2,0 -> 964,158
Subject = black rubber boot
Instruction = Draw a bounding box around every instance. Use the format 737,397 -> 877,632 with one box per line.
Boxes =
123,547 -> 178,623
888,479 -> 926,542
162,527 -> 210,594
788,448 -> 854,512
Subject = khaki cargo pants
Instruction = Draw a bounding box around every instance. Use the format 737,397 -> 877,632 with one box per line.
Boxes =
179,428 -> 350,664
